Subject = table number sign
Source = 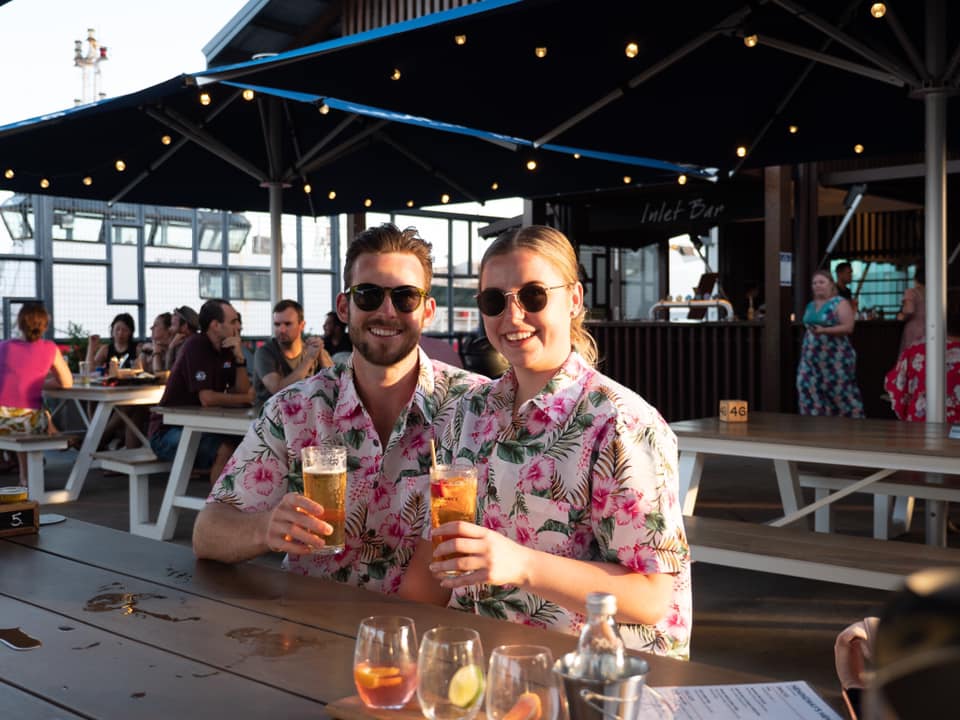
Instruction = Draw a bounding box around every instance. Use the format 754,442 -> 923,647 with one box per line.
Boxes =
719,399 -> 748,423
0,500 -> 39,537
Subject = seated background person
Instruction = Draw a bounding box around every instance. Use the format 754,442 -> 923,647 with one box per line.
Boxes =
253,299 -> 331,405
321,310 -> 352,358
148,299 -> 253,483
165,305 -> 200,370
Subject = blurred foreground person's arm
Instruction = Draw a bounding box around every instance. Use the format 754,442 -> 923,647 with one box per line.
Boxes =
835,616 -> 879,689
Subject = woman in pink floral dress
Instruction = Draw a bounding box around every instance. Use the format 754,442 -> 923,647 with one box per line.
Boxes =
400,226 -> 691,660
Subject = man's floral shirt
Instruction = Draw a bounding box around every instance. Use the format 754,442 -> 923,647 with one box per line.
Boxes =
437,352 -> 691,660
209,348 -> 487,594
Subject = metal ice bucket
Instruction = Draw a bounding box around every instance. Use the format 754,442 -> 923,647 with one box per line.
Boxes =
553,652 -> 649,720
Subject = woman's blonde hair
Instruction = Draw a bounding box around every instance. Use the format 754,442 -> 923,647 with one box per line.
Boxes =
480,225 -> 597,367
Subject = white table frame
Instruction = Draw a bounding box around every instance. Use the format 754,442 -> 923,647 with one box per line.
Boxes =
138,405 -> 255,541
674,413 -> 960,545
41,384 -> 165,504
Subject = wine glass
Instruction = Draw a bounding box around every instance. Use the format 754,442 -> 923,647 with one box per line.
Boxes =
354,616 -> 419,709
486,645 -> 562,720
417,627 -> 485,720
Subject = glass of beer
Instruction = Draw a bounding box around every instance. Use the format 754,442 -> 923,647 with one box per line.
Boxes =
300,443 -> 347,554
430,463 -> 478,576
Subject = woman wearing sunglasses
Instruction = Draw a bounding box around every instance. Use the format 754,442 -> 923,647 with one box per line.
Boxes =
400,226 -> 691,660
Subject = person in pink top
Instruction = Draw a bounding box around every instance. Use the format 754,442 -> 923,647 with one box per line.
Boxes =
0,302 -> 73,485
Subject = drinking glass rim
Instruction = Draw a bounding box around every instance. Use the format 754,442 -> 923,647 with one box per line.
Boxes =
358,614 -> 417,629
490,644 -> 552,660
422,626 -> 482,643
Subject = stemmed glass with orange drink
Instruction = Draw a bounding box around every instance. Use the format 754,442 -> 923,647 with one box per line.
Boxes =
353,616 -> 419,710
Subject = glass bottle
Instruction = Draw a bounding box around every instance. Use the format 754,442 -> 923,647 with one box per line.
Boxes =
108,357 -> 119,378
569,592 -> 627,681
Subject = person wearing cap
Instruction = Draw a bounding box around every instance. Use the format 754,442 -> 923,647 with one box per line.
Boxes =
165,305 -> 199,370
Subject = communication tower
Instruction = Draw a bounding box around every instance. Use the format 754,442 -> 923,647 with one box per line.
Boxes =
74,28 -> 108,105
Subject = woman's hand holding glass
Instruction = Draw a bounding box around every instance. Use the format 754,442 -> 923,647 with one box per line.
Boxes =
486,645 -> 561,720
429,521 -> 535,588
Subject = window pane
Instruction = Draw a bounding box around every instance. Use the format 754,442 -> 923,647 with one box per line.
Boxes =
113,225 -> 138,245
302,216 -> 333,269
111,244 -> 139,300
232,211 -> 271,267
622,245 -> 660,320
53,264 -> 137,339
282,214 -> 298,269
302,273 -> 334,337
145,267 -> 203,326
52,212 -> 103,243
200,270 -> 225,298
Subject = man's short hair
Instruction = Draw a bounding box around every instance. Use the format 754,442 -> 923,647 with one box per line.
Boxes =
199,298 -> 230,333
273,299 -> 304,323
835,261 -> 852,274
343,223 -> 433,290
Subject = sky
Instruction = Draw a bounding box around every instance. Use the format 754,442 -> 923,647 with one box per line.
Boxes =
0,0 -> 248,126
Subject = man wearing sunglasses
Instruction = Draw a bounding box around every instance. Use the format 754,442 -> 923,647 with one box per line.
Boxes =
194,223 -> 487,595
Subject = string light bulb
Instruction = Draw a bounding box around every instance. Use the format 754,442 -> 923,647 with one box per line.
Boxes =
242,88 -> 255,101
390,68 -> 402,81
534,46 -> 547,58
303,183 -> 312,194
3,169 -> 13,179
623,175 -> 632,184
82,176 -> 93,186
573,153 -> 581,159
318,102 -> 330,115
625,42 -> 639,59
870,3 -> 887,19
743,34 -> 759,48
854,143 -> 865,154
441,193 -> 451,204
526,159 -> 537,171
736,145 -> 747,158
454,34 -> 467,45
40,178 -> 50,189
407,200 -> 415,208
491,181 -> 499,190
199,92 -> 211,106
161,134 -> 172,145
788,125 -> 799,134
327,190 -> 336,200
678,174 -> 688,185
115,160 -> 126,172
364,198 -> 373,207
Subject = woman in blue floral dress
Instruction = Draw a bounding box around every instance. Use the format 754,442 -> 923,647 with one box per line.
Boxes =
399,226 -> 691,660
796,269 -> 864,417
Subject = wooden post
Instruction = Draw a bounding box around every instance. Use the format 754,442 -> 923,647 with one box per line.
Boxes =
763,166 -> 792,411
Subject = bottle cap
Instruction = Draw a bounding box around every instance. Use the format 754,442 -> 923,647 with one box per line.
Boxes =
585,592 -> 617,615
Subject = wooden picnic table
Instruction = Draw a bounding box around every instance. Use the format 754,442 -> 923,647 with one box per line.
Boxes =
1,519 -> 782,718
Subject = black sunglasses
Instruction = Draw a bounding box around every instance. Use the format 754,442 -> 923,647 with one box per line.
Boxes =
347,283 -> 428,313
476,283 -> 570,317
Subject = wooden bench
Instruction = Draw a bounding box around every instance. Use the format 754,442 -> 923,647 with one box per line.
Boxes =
686,515 -> 960,590
91,448 -> 173,536
798,470 -> 960,543
0,432 -> 80,504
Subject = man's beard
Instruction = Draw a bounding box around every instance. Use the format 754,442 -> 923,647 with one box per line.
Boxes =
349,314 -> 420,367
277,336 -> 295,350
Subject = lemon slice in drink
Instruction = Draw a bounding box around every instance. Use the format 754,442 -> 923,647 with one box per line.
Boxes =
448,664 -> 484,708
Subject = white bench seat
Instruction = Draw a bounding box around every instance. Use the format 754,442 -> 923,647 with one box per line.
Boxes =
687,515 -> 960,590
0,432 -> 74,503
92,448 -> 173,536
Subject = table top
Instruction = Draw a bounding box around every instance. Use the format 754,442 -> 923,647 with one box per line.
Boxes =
44,383 -> 165,403
1,519 -> 775,719
159,404 -> 258,434
671,412 -> 960,457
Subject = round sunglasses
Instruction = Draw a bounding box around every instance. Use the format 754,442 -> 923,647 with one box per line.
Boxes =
475,282 -> 570,317
346,283 -> 428,313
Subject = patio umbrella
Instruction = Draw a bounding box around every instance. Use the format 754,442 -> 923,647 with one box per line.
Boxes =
0,73 -> 707,306
204,0 -> 958,420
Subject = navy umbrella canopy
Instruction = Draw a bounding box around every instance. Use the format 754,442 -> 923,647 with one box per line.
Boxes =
201,0 -> 959,175
0,73 -> 703,218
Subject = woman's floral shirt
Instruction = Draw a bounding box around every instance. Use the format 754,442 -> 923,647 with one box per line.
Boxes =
437,352 -> 692,660
208,349 -> 486,594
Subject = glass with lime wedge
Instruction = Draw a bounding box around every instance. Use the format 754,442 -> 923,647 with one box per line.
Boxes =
417,627 -> 485,720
